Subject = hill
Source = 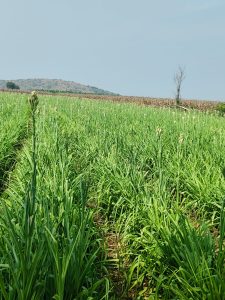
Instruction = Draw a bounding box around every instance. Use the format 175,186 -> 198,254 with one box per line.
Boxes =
0,79 -> 117,95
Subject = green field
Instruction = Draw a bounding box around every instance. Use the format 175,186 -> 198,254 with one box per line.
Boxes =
0,92 -> 225,299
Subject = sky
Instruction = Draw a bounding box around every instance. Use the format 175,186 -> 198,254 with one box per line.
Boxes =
0,0 -> 225,100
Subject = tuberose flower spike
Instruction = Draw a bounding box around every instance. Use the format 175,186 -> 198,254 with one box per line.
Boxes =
29,91 -> 39,112
156,127 -> 163,136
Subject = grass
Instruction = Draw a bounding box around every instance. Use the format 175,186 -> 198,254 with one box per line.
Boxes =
0,92 -> 225,299
0,93 -> 29,192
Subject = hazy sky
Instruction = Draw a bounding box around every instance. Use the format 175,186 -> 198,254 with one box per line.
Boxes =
1,0 -> 225,100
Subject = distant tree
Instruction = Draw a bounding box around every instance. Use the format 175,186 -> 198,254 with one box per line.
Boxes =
6,81 -> 20,90
174,66 -> 185,105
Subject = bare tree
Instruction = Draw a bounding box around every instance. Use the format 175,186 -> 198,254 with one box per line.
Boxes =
174,66 -> 185,105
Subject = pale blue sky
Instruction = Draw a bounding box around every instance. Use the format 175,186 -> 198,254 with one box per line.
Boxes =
0,0 -> 225,100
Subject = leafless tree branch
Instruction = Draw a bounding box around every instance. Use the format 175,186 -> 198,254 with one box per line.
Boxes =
174,66 -> 185,105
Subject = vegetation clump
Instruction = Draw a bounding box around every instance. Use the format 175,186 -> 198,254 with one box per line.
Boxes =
6,81 -> 20,90
216,102 -> 225,116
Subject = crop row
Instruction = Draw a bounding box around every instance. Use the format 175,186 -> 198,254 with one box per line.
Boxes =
0,93 -> 29,193
0,95 -> 110,299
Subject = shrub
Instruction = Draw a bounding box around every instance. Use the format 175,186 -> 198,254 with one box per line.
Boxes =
6,81 -> 20,90
216,103 -> 225,116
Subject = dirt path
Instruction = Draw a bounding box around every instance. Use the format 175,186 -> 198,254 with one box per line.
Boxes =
93,211 -> 144,299
93,212 -> 128,299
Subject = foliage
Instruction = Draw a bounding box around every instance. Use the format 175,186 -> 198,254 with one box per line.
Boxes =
6,82 -> 20,90
0,94 -> 28,192
216,102 -> 225,116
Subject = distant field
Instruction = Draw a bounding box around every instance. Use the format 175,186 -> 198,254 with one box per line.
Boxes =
0,88 -> 221,111
0,92 -> 225,299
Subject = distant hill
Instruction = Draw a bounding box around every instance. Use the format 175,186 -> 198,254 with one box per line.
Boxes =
0,79 -> 118,95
